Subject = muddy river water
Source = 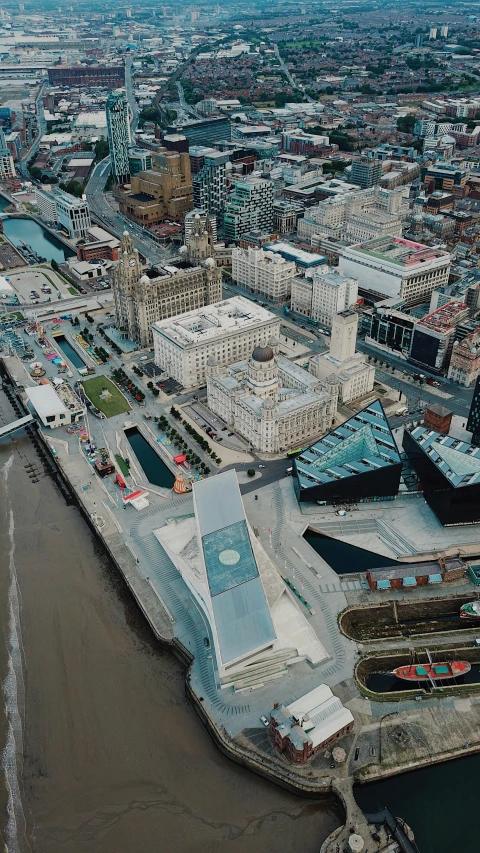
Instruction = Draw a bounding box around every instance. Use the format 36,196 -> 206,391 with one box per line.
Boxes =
0,388 -> 341,853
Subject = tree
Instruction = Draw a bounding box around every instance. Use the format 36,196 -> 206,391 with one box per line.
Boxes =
247,468 -> 255,477
51,258 -> 59,272
274,92 -> 288,108
29,166 -> 42,180
94,139 -> 110,161
397,114 -> 416,134
61,179 -> 84,199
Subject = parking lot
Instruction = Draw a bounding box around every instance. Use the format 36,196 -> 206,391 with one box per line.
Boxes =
140,360 -> 163,378
158,377 -> 184,395
184,401 -> 249,451
2,268 -> 60,304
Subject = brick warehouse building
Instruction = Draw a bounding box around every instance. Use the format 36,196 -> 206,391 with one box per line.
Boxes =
269,685 -> 354,764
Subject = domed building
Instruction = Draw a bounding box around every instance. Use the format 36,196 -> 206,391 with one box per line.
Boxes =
207,338 -> 338,453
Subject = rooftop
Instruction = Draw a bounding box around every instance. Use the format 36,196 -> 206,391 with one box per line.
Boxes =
417,301 -> 468,334
26,383 -> 67,418
407,425 -> 480,488
347,236 -> 450,267
265,241 -> 328,268
295,399 -> 401,490
152,296 -> 277,348
193,470 -> 276,666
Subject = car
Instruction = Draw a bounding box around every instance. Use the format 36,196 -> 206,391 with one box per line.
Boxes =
217,437 -> 223,442
258,464 -> 266,469
354,747 -> 360,761
259,715 -> 269,728
222,426 -> 227,431
80,289 -> 88,294
329,762 -> 335,769
139,355 -> 148,361
228,432 -> 234,437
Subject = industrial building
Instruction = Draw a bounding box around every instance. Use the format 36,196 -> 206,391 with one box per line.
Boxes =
47,65 -> 125,88
403,426 -> 480,525
294,400 -> 403,504
154,470 -> 328,689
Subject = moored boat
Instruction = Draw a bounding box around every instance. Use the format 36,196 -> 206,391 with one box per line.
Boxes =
460,601 -> 480,619
392,660 -> 471,682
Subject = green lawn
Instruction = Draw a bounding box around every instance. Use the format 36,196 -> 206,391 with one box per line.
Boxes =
82,375 -> 130,417
115,454 -> 130,476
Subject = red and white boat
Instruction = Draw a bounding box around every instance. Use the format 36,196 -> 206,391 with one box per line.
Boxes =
392,661 -> 471,682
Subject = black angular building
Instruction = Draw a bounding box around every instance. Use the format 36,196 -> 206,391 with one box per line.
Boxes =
294,400 -> 403,504
466,374 -> 480,447
403,425 -> 480,526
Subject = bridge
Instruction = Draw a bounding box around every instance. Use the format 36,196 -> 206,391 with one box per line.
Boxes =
0,414 -> 36,439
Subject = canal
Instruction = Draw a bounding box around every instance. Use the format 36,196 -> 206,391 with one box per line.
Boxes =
1,216 -> 75,264
125,426 -> 175,489
303,529 -> 402,574
0,196 -> 10,212
52,334 -> 86,370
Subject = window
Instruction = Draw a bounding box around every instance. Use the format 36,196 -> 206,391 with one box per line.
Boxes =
46,415 -> 55,423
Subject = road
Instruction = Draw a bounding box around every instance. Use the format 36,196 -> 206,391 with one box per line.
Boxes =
176,81 -> 202,120
85,61 -> 175,267
19,80 -> 47,167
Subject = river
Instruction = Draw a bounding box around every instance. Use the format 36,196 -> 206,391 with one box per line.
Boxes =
1,217 -> 74,264
0,386 -> 341,853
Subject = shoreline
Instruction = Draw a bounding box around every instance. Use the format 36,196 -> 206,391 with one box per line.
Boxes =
4,359 -> 478,852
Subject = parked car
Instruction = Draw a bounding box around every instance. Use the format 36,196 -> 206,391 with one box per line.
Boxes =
260,715 -> 269,728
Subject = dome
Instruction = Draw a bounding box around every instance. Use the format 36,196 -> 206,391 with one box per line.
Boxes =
123,229 -> 129,237
204,256 -> 215,267
179,244 -> 188,254
252,344 -> 274,363
140,274 -> 150,285
267,335 -> 278,348
195,212 -> 201,219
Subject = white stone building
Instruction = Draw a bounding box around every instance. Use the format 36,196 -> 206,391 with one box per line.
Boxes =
291,267 -> 358,327
206,339 -> 338,453
36,187 -> 91,239
231,246 -> 296,302
310,310 -> 375,404
153,296 -> 281,389
297,185 -> 408,245
339,236 -> 451,307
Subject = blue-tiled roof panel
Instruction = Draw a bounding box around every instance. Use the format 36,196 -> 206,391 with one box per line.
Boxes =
211,578 -> 276,664
202,519 -> 259,597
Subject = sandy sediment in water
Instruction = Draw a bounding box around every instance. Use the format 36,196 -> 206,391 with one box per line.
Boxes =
0,432 -> 341,853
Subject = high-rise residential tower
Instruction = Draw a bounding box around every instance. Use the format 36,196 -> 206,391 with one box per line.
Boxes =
106,92 -> 130,184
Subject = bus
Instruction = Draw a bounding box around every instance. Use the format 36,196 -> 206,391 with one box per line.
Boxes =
287,446 -> 307,458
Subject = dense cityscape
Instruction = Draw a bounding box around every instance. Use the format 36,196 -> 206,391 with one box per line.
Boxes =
1,1 -> 480,851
